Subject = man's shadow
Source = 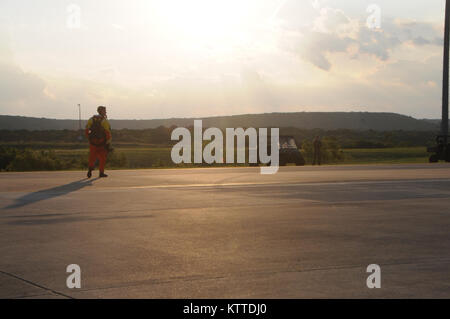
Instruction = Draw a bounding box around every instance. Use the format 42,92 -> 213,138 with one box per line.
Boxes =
4,178 -> 99,209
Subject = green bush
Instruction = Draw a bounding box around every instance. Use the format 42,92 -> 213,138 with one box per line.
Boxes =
6,149 -> 69,171
0,146 -> 17,170
107,151 -> 128,168
302,137 -> 344,164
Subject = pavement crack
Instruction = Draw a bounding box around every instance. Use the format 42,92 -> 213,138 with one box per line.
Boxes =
72,258 -> 450,294
0,269 -> 74,299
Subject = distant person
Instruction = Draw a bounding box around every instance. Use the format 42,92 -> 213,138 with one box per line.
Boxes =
85,106 -> 112,178
313,136 -> 322,166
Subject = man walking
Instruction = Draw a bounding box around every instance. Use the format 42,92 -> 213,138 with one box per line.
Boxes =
313,136 -> 322,166
85,106 -> 112,178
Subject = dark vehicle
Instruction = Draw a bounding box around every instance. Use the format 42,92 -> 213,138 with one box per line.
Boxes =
249,135 -> 305,167
427,135 -> 450,163
278,136 -> 305,166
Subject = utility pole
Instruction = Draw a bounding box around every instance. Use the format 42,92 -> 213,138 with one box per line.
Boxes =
443,0 -> 450,145
429,0 -> 450,162
78,104 -> 83,141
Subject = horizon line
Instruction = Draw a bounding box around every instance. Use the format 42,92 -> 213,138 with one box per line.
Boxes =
0,111 -> 442,122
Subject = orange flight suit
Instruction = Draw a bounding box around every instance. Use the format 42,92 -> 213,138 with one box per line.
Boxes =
85,115 -> 112,173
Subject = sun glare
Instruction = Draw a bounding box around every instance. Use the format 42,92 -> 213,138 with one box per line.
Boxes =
154,0 -> 258,51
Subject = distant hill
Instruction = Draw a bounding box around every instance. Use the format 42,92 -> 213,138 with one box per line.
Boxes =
0,112 -> 443,131
422,119 -> 450,126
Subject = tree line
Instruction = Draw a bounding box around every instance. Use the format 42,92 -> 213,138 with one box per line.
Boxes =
0,126 -> 436,171
0,127 -> 437,148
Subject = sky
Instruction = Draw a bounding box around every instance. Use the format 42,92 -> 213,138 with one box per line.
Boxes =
0,0 -> 447,119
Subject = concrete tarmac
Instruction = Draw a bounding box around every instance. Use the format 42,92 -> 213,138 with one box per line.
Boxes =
1,164 -> 450,298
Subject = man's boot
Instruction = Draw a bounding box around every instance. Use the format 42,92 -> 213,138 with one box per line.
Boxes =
87,168 -> 93,178
99,172 -> 108,178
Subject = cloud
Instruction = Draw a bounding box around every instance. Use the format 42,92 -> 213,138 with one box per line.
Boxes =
0,27 -> 58,116
369,56 -> 441,88
0,2 -> 445,120
0,29 -> 13,63
276,3 -> 442,71
412,36 -> 430,46
291,31 -> 354,70
0,62 -> 47,102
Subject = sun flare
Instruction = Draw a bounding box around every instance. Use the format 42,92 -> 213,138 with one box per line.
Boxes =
153,0 -> 260,51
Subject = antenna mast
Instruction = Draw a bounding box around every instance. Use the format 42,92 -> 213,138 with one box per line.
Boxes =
442,0 -> 450,144
78,104 -> 82,141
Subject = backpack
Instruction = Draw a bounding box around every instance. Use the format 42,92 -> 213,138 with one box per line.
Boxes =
88,116 -> 107,146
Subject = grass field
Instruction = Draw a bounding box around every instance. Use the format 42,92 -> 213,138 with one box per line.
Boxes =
53,146 -> 430,168
54,147 -> 174,169
1,142 -> 430,171
342,147 -> 429,164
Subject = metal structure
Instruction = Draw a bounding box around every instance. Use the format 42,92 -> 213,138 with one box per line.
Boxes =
428,0 -> 450,162
442,0 -> 449,145
78,104 -> 83,141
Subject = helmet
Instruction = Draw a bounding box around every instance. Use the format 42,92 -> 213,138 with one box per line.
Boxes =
97,106 -> 106,114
